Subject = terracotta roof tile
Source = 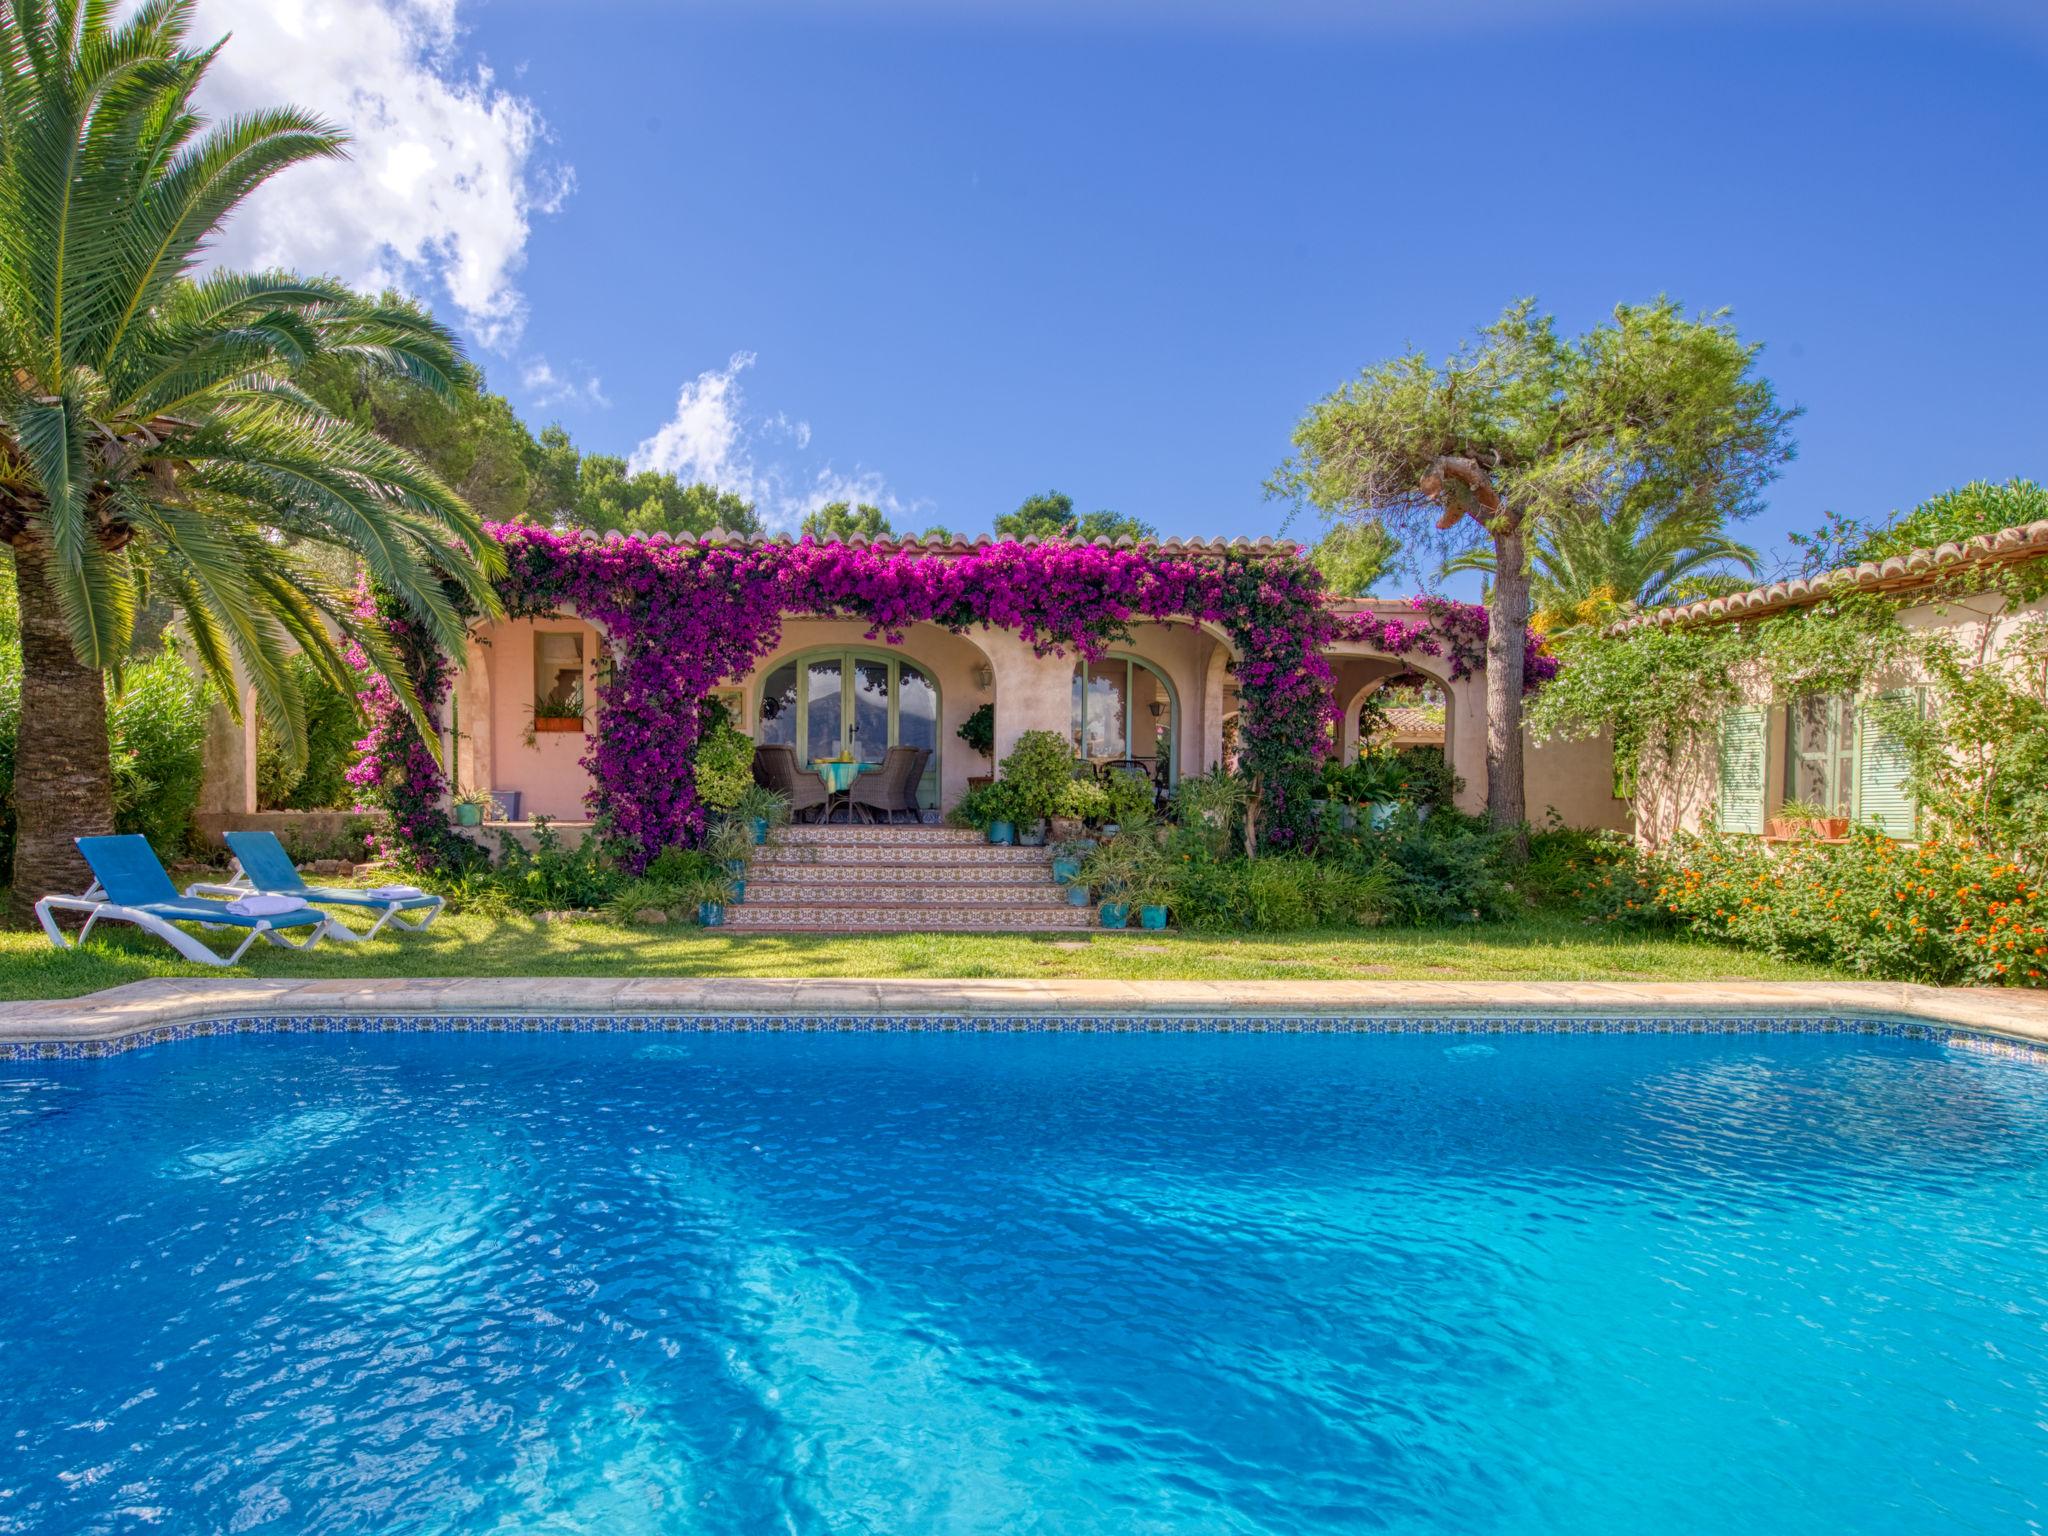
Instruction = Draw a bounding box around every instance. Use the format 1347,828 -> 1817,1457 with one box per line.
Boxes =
1605,518 -> 2048,636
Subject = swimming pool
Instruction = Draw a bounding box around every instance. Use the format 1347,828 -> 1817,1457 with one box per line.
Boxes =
3,1024 -> 2044,1533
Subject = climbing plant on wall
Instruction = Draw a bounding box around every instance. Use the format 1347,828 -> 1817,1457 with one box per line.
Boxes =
353,533 -> 1370,869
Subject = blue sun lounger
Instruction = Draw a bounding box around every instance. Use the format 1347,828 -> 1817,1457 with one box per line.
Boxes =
36,835 -> 333,966
193,830 -> 444,941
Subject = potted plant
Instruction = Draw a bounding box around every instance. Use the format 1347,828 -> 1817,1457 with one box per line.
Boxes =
1098,769 -> 1157,836
957,702 -> 995,781
683,869 -> 736,926
1767,798 -> 1848,841
1053,778 -> 1109,842
531,685 -> 585,734
451,788 -> 495,827
951,780 -> 1022,844
998,730 -> 1078,847
1080,831 -> 1157,928
704,819 -> 756,902
729,784 -> 791,846
1128,852 -> 1175,931
1050,836 -> 1092,886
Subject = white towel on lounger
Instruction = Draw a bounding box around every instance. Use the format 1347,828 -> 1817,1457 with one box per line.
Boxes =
226,894 -> 309,918
367,885 -> 426,900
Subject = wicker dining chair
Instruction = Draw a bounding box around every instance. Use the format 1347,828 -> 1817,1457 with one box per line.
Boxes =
753,743 -> 829,823
847,746 -> 930,825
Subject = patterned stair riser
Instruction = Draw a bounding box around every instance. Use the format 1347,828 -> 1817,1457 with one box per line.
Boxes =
735,830 -> 1085,931
753,846 -> 1055,869
748,864 -> 1058,888
775,826 -> 990,846
724,905 -> 1097,932
741,887 -> 1072,908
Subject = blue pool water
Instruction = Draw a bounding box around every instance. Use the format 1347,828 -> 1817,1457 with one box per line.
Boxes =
3,1028 -> 2046,1534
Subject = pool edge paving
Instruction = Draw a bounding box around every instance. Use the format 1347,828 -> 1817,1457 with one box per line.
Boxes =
2,978 -> 2046,1060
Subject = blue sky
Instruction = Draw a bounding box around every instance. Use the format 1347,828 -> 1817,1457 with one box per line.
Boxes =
200,0 -> 2046,579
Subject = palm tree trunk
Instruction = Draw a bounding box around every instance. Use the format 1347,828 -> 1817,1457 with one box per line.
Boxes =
1485,524 -> 1529,847
7,537 -> 115,922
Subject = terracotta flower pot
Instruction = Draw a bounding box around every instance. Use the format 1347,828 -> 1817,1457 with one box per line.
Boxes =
534,716 -> 583,733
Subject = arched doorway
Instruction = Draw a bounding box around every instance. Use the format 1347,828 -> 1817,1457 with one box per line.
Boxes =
757,648 -> 940,804
1071,654 -> 1180,785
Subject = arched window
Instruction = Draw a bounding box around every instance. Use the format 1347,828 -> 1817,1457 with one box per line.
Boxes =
1071,654 -> 1179,784
758,649 -> 940,801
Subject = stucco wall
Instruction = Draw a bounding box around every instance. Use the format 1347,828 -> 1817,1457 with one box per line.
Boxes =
1632,587 -> 2047,844
461,614 -> 607,821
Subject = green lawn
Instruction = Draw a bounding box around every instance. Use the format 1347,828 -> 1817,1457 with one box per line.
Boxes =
0,910 -> 1841,1002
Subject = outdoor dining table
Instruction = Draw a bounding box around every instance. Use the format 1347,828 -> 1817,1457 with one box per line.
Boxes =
813,759 -> 877,823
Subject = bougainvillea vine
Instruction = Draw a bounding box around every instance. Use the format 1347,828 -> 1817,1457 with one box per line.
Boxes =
353,531 -> 1550,870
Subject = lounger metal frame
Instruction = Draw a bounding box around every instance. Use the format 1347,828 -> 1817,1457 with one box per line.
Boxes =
189,865 -> 444,942
34,881 -> 333,967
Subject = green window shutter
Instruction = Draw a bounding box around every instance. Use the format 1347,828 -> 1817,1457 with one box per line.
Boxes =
1716,707 -> 1768,834
1855,691 -> 1920,840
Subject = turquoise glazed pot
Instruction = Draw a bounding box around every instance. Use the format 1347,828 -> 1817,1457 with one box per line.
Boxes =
1099,902 -> 1131,929
987,820 -> 1015,845
1067,883 -> 1091,907
725,858 -> 747,878
1139,905 -> 1168,930
750,817 -> 769,845
729,880 -> 746,905
1052,856 -> 1080,884
697,901 -> 726,927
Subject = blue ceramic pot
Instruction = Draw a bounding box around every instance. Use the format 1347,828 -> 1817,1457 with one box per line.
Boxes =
1052,857 -> 1080,884
1139,905 -> 1168,930
729,880 -> 746,905
987,820 -> 1015,845
1067,883 -> 1091,906
1099,902 -> 1131,929
697,901 -> 726,927
750,818 -> 769,845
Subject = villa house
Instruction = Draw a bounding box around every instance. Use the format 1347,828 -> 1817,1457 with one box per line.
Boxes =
435,536 -> 1622,834
194,533 -> 1624,847
1619,518 -> 2048,847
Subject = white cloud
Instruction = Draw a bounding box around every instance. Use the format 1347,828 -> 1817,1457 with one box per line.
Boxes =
630,353 -> 762,499
186,0 -> 567,348
630,355 -> 913,532
520,358 -> 608,410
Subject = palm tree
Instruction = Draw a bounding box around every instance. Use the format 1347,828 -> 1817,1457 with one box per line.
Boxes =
1442,503 -> 1760,630
0,0 -> 502,914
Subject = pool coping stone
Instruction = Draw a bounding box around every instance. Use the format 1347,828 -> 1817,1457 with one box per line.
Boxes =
2,978 -> 2045,1053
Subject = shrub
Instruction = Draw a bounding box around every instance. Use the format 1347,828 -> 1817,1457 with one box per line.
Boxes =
1522,824 -> 1670,928
1099,768 -> 1158,829
482,817 -> 624,911
951,779 -> 1025,830
1659,830 -> 2046,987
1325,809 -> 1517,926
108,647 -> 211,858
1172,768 -> 1250,855
997,729 -> 1079,823
256,654 -> 364,810
692,720 -> 756,813
1055,778 -> 1111,823
956,702 -> 995,760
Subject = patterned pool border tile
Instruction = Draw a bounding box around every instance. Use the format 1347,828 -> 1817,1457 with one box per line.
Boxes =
6,1009 -> 2047,1064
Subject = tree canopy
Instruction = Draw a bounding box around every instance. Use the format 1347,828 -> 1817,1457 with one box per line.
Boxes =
306,338 -> 763,539
800,501 -> 894,542
1273,296 -> 1797,830
1308,520 -> 1400,596
994,491 -> 1156,544
0,0 -> 503,905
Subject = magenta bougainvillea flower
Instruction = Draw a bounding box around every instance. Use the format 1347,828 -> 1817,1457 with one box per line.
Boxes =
351,530 -> 1545,871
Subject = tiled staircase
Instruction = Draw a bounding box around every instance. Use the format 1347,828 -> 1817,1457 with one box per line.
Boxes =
728,824 -> 1094,932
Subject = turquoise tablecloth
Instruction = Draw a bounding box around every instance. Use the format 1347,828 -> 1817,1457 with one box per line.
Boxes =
815,760 -> 872,792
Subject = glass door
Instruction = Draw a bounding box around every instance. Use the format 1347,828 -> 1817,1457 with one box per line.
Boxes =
757,651 -> 941,804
